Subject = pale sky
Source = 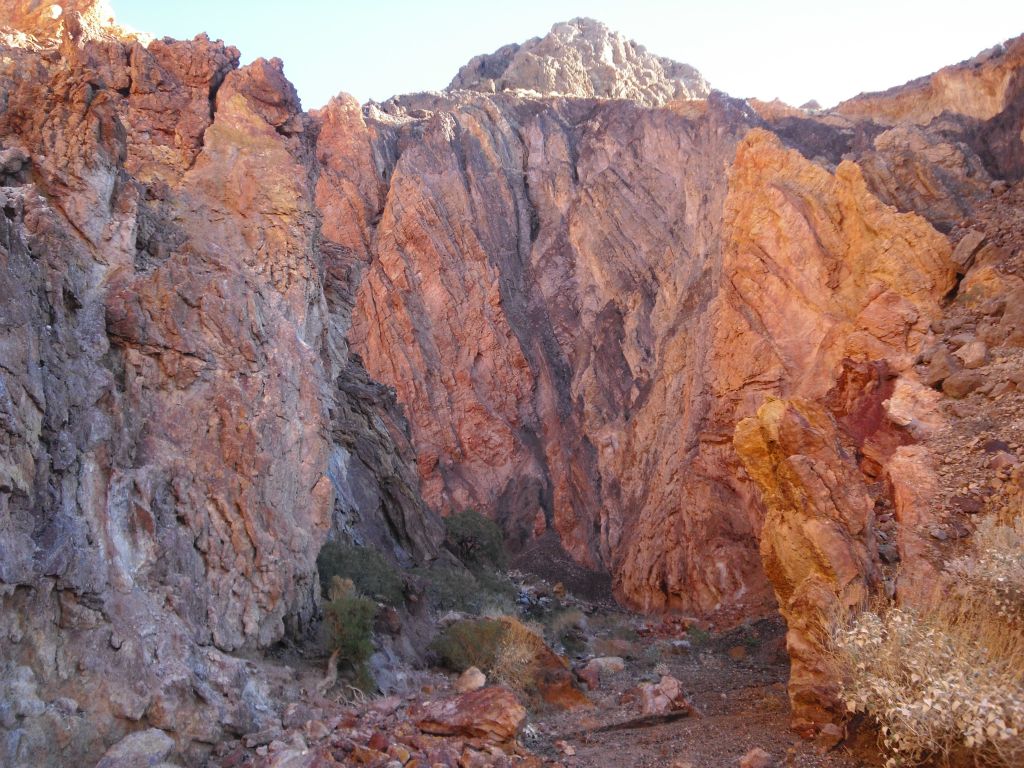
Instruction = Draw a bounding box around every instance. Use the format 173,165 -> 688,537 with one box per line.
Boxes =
112,1 -> 1024,111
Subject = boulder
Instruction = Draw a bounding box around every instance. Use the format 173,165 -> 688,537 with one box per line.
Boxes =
943,371 -> 985,398
638,675 -> 694,716
951,229 -> 987,272
954,340 -> 988,369
94,729 -> 174,768
413,687 -> 526,744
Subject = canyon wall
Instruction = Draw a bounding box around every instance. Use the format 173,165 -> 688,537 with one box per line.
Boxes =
346,83 -> 960,618
0,4 -> 440,765
2,3 -> 1024,762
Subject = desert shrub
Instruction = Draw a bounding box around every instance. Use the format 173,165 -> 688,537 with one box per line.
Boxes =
431,617 -> 508,673
832,515 -> 1024,767
950,515 -> 1024,624
322,579 -> 378,689
444,510 -> 507,570
413,563 -> 517,615
317,540 -> 404,606
491,618 -> 543,691
431,616 -> 545,692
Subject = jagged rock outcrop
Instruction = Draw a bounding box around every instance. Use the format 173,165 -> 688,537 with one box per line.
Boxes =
449,17 -> 710,105
734,399 -> 878,735
0,5 -> 440,766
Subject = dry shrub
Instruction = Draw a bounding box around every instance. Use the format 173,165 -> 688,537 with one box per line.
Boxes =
491,618 -> 544,691
950,515 -> 1024,623
833,516 -> 1024,767
431,616 -> 546,692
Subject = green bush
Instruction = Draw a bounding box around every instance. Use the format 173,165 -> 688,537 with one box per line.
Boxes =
430,618 -> 508,673
317,540 -> 404,606
323,591 -> 377,688
444,510 -> 507,570
413,563 -> 517,615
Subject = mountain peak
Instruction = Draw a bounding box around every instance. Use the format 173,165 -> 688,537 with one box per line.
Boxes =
448,17 -> 710,106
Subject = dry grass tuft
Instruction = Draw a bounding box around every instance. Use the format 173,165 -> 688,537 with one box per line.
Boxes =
832,516 -> 1024,767
490,618 -> 544,691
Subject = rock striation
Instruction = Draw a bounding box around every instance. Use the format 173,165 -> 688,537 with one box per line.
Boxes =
2,2 -> 1024,762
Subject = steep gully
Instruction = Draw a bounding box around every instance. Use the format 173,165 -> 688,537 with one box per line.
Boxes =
1,2 -> 1024,763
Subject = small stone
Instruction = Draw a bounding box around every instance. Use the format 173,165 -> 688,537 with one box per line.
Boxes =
245,728 -> 284,748
954,340 -> 988,369
588,656 -> 625,674
555,740 -> 576,755
815,722 -> 844,750
455,666 -> 487,694
930,528 -> 949,541
387,743 -> 411,763
989,452 -> 1019,471
951,495 -> 984,514
638,675 -> 694,716
304,719 -> 329,741
727,645 -> 748,661
739,747 -> 774,768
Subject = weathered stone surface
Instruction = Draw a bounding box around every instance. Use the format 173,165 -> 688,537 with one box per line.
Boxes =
638,675 -> 694,716
449,17 -> 709,105
734,399 -> 878,735
0,6 -> 440,766
885,445 -> 943,603
94,728 -> 174,768
351,95 -> 955,626
413,687 -> 526,743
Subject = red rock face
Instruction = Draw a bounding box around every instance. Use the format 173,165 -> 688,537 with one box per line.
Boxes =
347,102 -> 956,619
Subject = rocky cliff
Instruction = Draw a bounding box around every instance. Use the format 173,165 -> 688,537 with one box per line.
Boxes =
0,3 -> 441,765
2,2 -> 1024,764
